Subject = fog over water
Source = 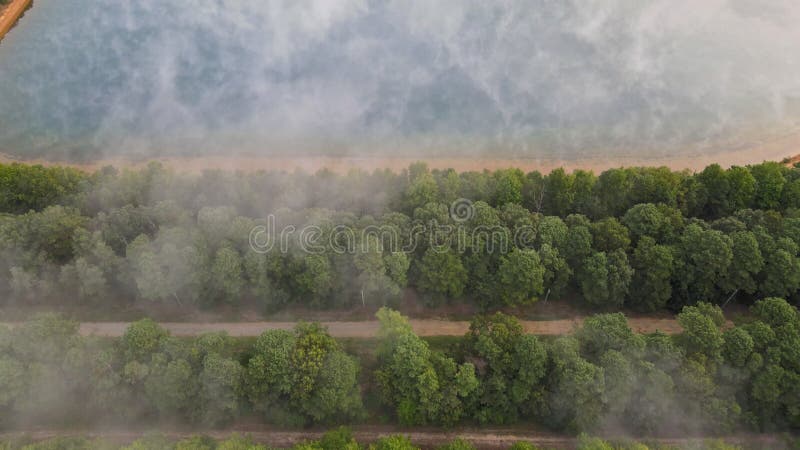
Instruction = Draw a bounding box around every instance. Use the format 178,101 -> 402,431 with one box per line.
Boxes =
1,0 -> 799,159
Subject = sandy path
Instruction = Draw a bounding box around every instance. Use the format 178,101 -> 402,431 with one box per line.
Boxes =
0,0 -> 31,40
0,427 -> 784,450
0,317 -> 686,338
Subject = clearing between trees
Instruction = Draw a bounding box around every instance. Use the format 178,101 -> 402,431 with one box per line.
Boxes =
0,317 -> 686,338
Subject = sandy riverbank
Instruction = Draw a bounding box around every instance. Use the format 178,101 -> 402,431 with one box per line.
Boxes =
2,129 -> 799,174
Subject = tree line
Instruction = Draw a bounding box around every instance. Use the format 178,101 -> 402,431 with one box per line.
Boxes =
374,298 -> 800,434
3,161 -> 800,312
0,316 -> 362,428
2,298 -> 800,435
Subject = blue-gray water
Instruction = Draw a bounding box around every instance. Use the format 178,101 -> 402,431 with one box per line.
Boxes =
1,0 -> 799,159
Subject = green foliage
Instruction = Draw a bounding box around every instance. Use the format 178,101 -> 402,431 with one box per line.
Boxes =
0,163 -> 87,214
676,303 -> 725,360
577,250 -> 633,308
121,319 -> 169,362
244,323 -> 363,425
628,237 -> 673,311
318,427 -> 360,450
369,436 -> 419,450
507,444 -> 539,450
496,248 -> 545,306
416,247 -> 467,303
375,308 -> 477,426
198,352 -> 243,426
435,439 -> 476,450
5,162 -> 800,313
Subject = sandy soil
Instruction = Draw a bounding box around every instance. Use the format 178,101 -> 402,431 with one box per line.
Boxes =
0,317 -> 687,338
0,0 -> 31,40
0,427 -> 785,450
2,126 -> 800,174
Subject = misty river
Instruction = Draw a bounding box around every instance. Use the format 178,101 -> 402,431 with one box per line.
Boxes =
0,0 -> 799,160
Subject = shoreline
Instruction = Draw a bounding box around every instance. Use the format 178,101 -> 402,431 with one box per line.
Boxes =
0,0 -> 31,40
1,151 -> 797,175
2,128 -> 799,174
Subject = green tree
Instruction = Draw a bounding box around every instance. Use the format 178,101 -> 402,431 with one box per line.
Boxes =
375,308 -> 476,426
535,216 -> 568,249
210,247 -> 244,304
750,162 -> 786,210
544,337 -> 606,432
316,427 -> 361,450
676,303 -> 725,361
0,163 -> 87,214
369,436 -> 419,450
674,224 -> 733,305
622,203 -> 675,243
304,351 -> 364,423
628,237 -> 673,312
590,217 -> 630,252
756,233 -> 800,298
121,319 -> 169,362
576,313 -> 644,361
354,236 -> 402,305
578,250 -> 632,308
435,439 -> 476,450
507,444 -> 539,450
596,168 -> 633,217
416,248 -> 468,303
245,330 -> 295,414
198,353 -> 243,426
719,231 -> 763,296
406,173 -> 439,212
543,168 -> 574,216
496,249 -> 545,306
538,244 -> 571,300
144,355 -> 197,417
493,169 -> 524,206
751,297 -> 798,328
727,166 -> 756,211
697,164 -> 731,217
297,254 -> 334,306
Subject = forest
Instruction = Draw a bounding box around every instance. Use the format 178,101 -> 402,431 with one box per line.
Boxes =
2,298 -> 800,436
2,161 -> 800,313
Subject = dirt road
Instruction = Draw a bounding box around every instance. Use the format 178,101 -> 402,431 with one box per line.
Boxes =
0,0 -> 31,40
26,317 -> 687,338
0,427 -> 785,450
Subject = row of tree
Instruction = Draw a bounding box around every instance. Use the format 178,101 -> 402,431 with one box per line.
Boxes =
0,316 -> 362,428
375,298 -> 800,434
4,194 -> 800,312
0,431 -> 748,450
3,161 -> 800,313
3,160 -> 800,220
3,298 -> 800,435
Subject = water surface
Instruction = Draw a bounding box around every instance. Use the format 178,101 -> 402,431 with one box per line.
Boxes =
1,0 -> 799,160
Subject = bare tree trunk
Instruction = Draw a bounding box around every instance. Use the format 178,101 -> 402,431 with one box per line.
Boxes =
722,288 -> 740,308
